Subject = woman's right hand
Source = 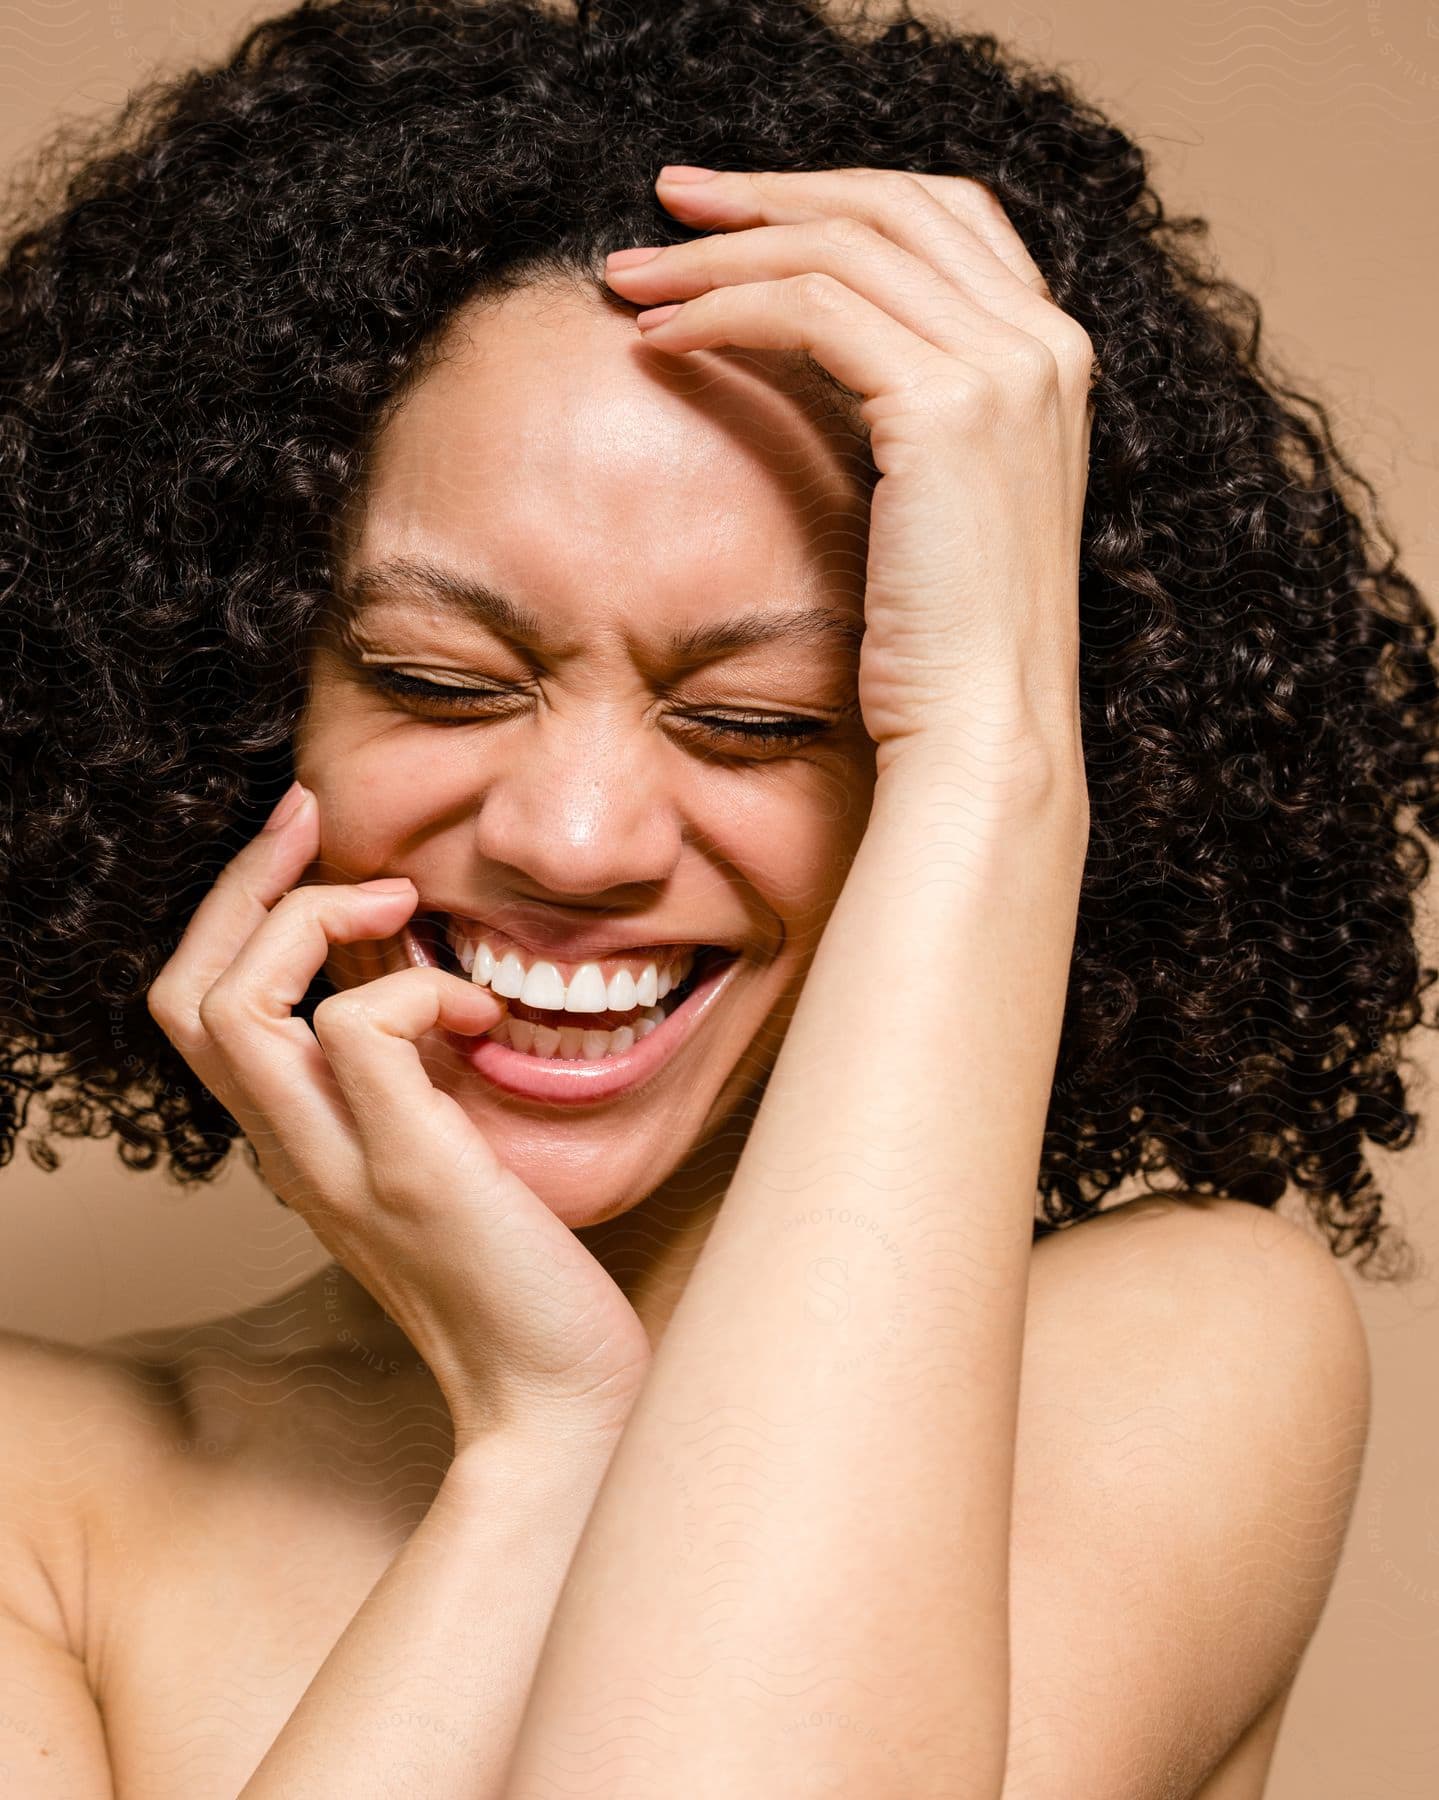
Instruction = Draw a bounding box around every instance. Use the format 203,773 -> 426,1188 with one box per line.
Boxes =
144,781 -> 654,1452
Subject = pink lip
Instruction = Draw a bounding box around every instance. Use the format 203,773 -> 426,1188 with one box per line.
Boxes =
447,951 -> 742,1107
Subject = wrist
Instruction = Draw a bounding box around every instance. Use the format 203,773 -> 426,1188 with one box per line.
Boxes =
872,720 -> 1089,843
451,1396 -> 636,1481
446,1417 -> 624,1512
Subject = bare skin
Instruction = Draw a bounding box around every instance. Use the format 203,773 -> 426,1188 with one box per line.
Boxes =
0,166 -> 1370,1798
0,1193 -> 1360,1798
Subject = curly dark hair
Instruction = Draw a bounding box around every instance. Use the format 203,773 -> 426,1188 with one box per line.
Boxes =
2,0 -> 1434,1280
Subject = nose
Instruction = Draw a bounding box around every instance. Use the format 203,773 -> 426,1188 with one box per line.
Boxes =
467,709 -> 685,902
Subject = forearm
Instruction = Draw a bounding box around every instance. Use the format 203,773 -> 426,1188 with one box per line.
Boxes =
236,1427 -> 618,1800
501,749 -> 1088,1800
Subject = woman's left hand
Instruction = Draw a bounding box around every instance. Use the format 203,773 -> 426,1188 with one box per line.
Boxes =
604,164 -> 1095,800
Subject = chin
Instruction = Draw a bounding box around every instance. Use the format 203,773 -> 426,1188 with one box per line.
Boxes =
412,953 -> 788,1229
433,1101 -> 682,1223
562,1190 -> 647,1232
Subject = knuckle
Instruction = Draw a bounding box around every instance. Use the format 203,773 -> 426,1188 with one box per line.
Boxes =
145,978 -> 177,1029
311,990 -> 363,1042
270,883 -> 316,922
312,986 -> 385,1044
195,983 -> 239,1037
879,168 -> 927,207
927,371 -> 1001,429
815,212 -> 872,257
792,269 -> 846,315
147,979 -> 214,1060
266,884 -> 332,955
870,169 -> 936,230
1056,318 -> 1097,374
370,1174 -> 436,1221
1003,333 -> 1059,385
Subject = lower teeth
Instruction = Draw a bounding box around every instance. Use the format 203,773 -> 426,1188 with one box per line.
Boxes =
488,1002 -> 669,1061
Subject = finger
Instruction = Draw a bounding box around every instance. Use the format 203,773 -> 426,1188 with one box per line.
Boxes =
903,172 -> 1054,297
147,785 -> 320,1057
656,166 -> 1067,347
194,881 -> 428,1177
633,270 -> 973,412
311,965 -> 515,1200
213,1012 -> 366,1214
608,220 -> 1028,364
201,879 -> 423,1029
904,175 -> 1098,392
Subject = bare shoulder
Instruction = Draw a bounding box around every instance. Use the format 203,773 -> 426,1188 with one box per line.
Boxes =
0,1321 -> 186,1468
1002,1195 -> 1371,1800
0,1325 -> 186,1624
1027,1191 -> 1371,1405
0,1321 -> 189,1470
0,1325 -> 190,1790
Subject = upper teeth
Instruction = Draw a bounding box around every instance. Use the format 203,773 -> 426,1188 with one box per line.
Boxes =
444,923 -> 697,1015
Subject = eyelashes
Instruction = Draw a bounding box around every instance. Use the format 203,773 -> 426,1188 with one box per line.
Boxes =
368,668 -> 512,707
364,667 -> 835,755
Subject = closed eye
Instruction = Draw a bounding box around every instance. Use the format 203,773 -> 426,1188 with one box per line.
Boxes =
367,668 -> 514,711
365,668 -> 836,754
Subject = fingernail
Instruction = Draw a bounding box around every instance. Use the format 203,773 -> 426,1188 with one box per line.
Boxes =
658,164 -> 718,184
607,245 -> 663,270
263,781 -> 308,833
636,303 -> 682,331
358,876 -> 415,894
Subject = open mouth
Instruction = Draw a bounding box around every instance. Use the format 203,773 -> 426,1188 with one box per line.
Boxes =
402,913 -> 746,1106
411,914 -> 738,1059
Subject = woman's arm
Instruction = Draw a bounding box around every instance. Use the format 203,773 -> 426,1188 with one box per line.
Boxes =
499,756 -> 1087,1800
141,785 -> 657,1799
499,161 -> 1096,1800
238,1423 -> 616,1799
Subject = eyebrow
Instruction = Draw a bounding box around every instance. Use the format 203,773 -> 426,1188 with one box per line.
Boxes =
332,555 -> 864,662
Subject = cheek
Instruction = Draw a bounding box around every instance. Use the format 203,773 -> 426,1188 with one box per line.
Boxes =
724,764 -> 873,932
292,728 -> 475,875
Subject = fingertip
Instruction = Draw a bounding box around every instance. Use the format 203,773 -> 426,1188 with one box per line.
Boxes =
265,786 -> 320,860
439,975 -> 509,1025
262,780 -> 307,833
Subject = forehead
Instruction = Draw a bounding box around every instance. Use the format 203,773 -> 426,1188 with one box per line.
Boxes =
337,280 -> 871,651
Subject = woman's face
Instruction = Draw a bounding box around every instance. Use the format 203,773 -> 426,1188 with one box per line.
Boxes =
292,279 -> 876,1229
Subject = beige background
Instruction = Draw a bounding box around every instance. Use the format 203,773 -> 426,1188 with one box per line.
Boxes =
2,1 -> 1436,1792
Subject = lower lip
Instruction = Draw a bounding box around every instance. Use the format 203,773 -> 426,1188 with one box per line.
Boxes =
446,952 -> 744,1107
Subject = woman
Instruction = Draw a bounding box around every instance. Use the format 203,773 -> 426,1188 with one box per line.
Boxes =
0,0 -> 1426,1794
